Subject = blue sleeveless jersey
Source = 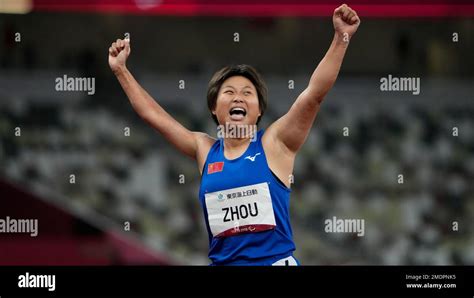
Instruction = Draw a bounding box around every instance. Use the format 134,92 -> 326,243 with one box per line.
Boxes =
199,129 -> 296,265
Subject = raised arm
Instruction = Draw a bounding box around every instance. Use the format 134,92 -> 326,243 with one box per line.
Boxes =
108,38 -> 212,161
267,4 -> 360,153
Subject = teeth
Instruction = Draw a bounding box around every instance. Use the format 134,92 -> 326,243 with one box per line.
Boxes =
229,107 -> 246,118
230,107 -> 247,116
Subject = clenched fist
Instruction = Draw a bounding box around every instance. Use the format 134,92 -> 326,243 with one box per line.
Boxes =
333,4 -> 360,40
108,38 -> 131,73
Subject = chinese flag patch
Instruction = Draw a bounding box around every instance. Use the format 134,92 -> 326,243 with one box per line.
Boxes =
208,162 -> 224,174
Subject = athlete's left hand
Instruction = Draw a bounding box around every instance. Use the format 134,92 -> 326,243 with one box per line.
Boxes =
333,4 -> 360,40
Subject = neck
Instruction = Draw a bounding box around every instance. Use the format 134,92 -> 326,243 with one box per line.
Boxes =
223,137 -> 251,150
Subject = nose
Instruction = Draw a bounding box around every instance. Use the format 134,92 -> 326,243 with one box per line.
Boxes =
232,97 -> 244,103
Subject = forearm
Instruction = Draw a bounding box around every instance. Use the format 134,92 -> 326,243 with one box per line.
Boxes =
307,32 -> 349,102
271,4 -> 359,153
114,66 -> 165,118
113,66 -> 197,158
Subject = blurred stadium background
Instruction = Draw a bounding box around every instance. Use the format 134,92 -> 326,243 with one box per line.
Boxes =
0,0 -> 473,265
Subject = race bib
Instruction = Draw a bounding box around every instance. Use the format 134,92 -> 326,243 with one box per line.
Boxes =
204,182 -> 276,238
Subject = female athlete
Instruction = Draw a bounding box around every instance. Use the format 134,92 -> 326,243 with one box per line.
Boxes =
108,4 -> 360,265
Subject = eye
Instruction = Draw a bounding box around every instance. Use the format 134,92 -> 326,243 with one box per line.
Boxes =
244,91 -> 252,96
224,90 -> 233,94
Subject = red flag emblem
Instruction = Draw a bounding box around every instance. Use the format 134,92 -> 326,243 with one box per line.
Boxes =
208,162 -> 224,174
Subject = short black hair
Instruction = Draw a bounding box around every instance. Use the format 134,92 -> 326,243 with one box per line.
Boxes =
207,64 -> 268,125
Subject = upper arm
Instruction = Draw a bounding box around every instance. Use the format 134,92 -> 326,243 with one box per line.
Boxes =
117,68 -> 215,162
195,132 -> 216,174
267,87 -> 322,153
141,105 -> 215,161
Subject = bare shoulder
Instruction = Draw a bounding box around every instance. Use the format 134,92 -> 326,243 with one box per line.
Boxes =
262,124 -> 296,188
262,123 -> 293,158
194,132 -> 217,174
194,131 -> 216,148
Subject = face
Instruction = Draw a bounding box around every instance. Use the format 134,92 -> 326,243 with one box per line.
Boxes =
212,76 -> 261,126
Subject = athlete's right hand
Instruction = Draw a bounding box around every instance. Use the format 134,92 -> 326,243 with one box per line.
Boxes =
108,38 -> 131,73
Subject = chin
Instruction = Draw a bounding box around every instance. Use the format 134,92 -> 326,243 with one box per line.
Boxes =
226,119 -> 250,126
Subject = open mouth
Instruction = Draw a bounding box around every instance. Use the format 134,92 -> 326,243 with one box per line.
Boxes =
229,107 -> 247,120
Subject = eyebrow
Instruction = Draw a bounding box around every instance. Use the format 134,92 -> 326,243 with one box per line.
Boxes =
222,85 -> 254,90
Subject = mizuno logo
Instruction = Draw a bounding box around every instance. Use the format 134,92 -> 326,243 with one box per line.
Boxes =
244,153 -> 261,162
